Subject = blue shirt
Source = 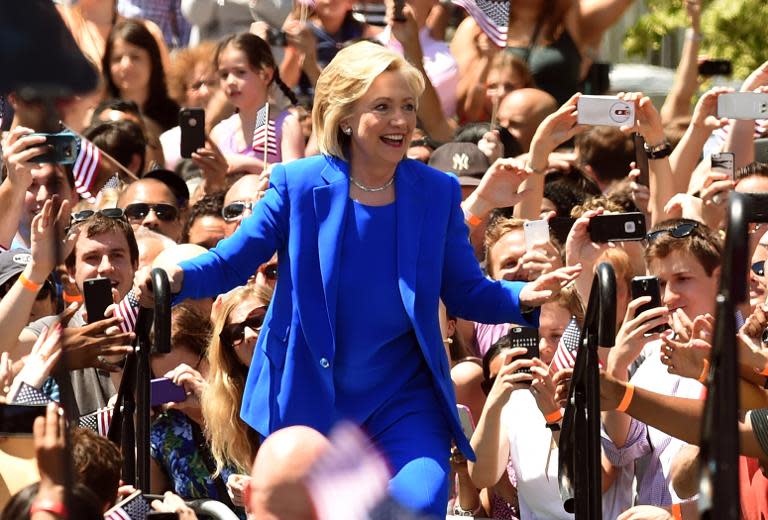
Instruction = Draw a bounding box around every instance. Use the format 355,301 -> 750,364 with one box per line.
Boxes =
334,200 -> 424,423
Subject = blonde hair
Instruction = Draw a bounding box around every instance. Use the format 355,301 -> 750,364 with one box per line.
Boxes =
202,281 -> 273,475
311,40 -> 425,160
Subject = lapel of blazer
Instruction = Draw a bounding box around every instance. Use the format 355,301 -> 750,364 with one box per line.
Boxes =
312,157 -> 349,347
395,160 -> 426,324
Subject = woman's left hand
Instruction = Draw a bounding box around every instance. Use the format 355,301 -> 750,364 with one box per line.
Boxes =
518,265 -> 582,308
529,359 -> 558,416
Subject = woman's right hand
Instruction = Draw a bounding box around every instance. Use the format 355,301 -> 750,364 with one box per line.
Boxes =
0,127 -> 47,192
134,264 -> 184,308
485,347 -> 535,409
609,296 -> 670,372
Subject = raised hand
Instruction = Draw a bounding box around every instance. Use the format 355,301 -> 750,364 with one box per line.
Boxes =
10,323 -> 63,394
518,264 -> 582,308
609,296 -> 670,372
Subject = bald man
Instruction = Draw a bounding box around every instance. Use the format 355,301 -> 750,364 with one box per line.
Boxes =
118,178 -> 183,242
496,88 -> 558,152
134,227 -> 176,270
222,174 -> 265,238
244,426 -> 329,520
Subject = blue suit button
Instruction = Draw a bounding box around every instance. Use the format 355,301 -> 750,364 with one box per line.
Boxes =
320,357 -> 330,368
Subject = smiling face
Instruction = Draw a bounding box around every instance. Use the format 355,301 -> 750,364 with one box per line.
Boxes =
68,231 -> 136,301
225,298 -> 267,368
649,249 -> 719,321
217,44 -> 270,111
22,164 -> 77,238
343,70 -> 418,171
109,38 -> 152,96
487,228 -> 527,281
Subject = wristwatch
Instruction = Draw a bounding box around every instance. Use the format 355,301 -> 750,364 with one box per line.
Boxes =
644,139 -> 673,160
545,421 -> 562,431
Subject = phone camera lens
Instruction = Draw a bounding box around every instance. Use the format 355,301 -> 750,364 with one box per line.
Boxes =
189,118 -> 198,127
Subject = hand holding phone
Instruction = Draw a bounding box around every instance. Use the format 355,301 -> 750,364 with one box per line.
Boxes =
630,276 -> 669,336
588,212 -> 647,243
717,92 -> 768,120
28,132 -> 79,164
524,219 -> 550,250
179,108 -> 205,158
507,327 -> 540,379
577,95 -> 635,127
150,378 -> 188,407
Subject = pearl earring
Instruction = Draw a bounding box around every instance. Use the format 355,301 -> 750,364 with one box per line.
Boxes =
342,126 -> 352,136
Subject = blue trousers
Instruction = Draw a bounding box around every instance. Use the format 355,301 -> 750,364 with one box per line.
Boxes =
362,372 -> 452,519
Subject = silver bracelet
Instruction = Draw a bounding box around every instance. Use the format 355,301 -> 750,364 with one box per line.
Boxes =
452,503 -> 483,517
685,28 -> 702,41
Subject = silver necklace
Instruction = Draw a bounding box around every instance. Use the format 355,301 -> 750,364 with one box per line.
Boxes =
350,174 -> 395,192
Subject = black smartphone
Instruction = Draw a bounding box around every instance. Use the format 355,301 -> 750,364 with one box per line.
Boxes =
698,59 -> 732,77
179,108 -> 205,159
631,276 -> 668,335
633,133 -> 650,187
549,217 -> 577,245
83,277 -> 113,324
588,212 -> 647,243
147,513 -> 179,519
0,404 -> 46,436
507,326 -> 540,378
28,132 -> 78,164
266,27 -> 287,47
393,0 -> 406,22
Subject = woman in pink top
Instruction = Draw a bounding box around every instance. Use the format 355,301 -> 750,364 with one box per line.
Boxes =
211,33 -> 305,174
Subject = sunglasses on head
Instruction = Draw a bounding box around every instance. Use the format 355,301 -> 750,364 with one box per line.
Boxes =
70,207 -> 126,226
220,306 -> 268,347
123,203 -> 178,222
645,220 -> 699,242
221,201 -> 255,222
753,260 -> 766,277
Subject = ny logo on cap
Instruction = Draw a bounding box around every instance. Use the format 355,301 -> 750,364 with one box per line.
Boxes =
452,153 -> 470,172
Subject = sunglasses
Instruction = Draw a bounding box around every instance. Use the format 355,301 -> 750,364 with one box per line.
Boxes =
753,261 -> 766,277
222,201 -> 255,222
123,203 -> 179,222
645,221 -> 699,242
71,207 -> 126,225
220,306 -> 268,347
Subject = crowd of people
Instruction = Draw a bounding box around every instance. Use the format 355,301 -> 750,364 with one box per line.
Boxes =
2,0 -> 768,519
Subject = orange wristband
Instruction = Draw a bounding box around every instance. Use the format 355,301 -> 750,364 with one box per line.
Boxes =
615,383 -> 635,413
671,503 -> 682,520
464,210 -> 482,227
544,409 -> 562,423
62,292 -> 83,304
760,365 -> 768,377
697,358 -> 710,384
17,272 -> 42,293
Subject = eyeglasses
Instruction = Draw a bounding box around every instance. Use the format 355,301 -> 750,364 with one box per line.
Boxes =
259,263 -> 278,281
645,221 -> 700,242
753,260 -> 765,277
123,203 -> 179,222
222,201 -> 255,222
70,208 -> 126,226
220,306 -> 268,347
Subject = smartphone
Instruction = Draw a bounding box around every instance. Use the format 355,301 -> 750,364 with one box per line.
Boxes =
711,152 -> 735,180
83,277 -> 113,324
456,404 -> 475,440
393,0 -> 406,22
588,212 -> 647,243
106,490 -> 151,518
179,108 -> 205,159
524,219 -> 550,250
717,92 -> 768,120
150,378 -> 187,407
698,59 -> 732,77
633,133 -> 650,187
507,326 -> 540,378
577,95 -> 635,127
549,216 -> 576,245
0,404 -> 46,436
630,276 -> 668,335
266,27 -> 287,47
28,132 -> 78,164
147,513 -> 179,519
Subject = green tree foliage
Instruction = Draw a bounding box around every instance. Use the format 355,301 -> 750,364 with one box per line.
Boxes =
625,0 -> 768,78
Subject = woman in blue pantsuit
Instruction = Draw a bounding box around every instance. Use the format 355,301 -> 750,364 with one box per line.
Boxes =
137,40 -> 579,517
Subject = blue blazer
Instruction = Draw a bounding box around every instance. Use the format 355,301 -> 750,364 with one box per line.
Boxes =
177,155 -> 538,457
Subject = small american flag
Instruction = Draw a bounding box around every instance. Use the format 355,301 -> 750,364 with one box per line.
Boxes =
104,490 -> 151,520
452,0 -> 509,48
12,383 -> 51,406
78,405 -> 114,436
550,317 -> 581,373
72,136 -> 102,200
252,103 -> 278,156
115,290 -> 140,333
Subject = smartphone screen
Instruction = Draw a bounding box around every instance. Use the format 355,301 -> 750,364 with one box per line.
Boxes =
711,152 -> 735,180
588,213 -> 647,243
630,276 -> 668,335
179,108 -> 205,158
456,404 -> 475,439
0,404 -> 46,436
83,277 -> 113,324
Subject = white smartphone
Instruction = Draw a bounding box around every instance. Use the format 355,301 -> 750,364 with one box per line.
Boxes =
457,404 -> 475,440
711,152 -> 735,180
524,219 -> 550,250
577,95 -> 635,127
717,92 -> 768,120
